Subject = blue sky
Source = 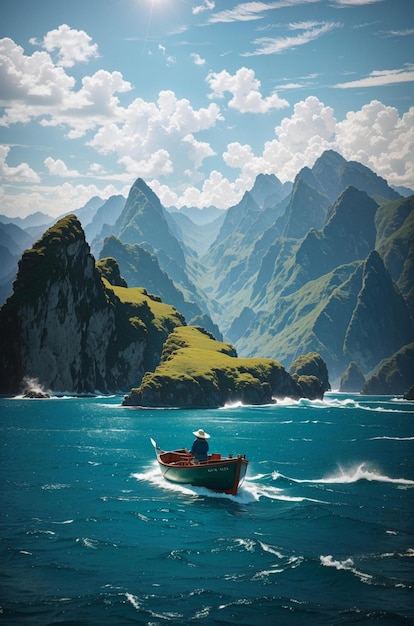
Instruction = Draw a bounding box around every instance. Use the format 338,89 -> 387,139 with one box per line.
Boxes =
0,0 -> 413,217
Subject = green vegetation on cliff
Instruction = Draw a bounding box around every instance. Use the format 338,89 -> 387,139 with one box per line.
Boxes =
103,282 -> 186,376
11,214 -> 87,307
289,351 -> 331,392
96,257 -> 127,287
108,284 -> 185,330
362,342 -> 414,395
123,326 -> 325,408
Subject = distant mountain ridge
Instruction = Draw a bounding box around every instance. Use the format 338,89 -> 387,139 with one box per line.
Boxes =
1,149 -> 413,395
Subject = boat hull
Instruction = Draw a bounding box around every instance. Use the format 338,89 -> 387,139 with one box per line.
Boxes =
155,448 -> 248,495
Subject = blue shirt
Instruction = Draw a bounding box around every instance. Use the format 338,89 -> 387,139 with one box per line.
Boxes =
191,437 -> 209,461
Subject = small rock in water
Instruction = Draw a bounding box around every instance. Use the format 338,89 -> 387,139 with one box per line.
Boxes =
23,389 -> 50,399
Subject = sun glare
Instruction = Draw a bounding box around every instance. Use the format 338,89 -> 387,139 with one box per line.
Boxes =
145,0 -> 169,11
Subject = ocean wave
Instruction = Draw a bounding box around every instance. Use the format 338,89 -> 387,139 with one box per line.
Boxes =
277,396 -> 410,414
126,592 -> 184,620
369,436 -> 414,441
221,401 -> 244,409
320,551 -> 412,589
41,483 -> 71,490
242,480 -> 325,503
320,555 -> 373,583
273,464 -> 414,486
27,529 -> 56,536
76,537 -> 100,550
215,538 -> 305,581
220,394 -> 409,417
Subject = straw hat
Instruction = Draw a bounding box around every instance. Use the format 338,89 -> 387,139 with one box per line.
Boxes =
193,428 -> 210,439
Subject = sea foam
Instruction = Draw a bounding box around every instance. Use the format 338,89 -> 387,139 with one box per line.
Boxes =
273,463 -> 414,486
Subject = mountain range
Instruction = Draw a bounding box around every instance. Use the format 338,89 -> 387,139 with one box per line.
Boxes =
1,149 -> 413,395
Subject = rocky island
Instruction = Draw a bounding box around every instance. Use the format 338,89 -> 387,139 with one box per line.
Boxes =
123,326 -> 327,408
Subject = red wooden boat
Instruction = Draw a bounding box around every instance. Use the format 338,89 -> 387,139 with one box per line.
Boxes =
151,439 -> 248,495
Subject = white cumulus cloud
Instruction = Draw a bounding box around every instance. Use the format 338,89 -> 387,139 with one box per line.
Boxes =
89,90 -> 222,181
0,37 -> 75,124
190,53 -> 206,66
33,24 -> 99,67
176,170 -> 240,209
335,101 -> 414,187
119,149 -> 173,178
44,157 -> 80,177
0,37 -> 132,135
207,67 -> 289,113
0,145 -> 40,182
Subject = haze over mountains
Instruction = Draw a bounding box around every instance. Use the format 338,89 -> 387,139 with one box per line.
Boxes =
1,149 -> 413,392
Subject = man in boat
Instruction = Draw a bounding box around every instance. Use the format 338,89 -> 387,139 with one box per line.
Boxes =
190,428 -> 210,462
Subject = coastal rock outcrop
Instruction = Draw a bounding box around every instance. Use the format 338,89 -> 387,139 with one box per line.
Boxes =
361,342 -> 414,395
403,385 -> 414,400
289,352 -> 331,392
123,326 -> 326,408
0,215 -> 184,395
339,361 -> 365,393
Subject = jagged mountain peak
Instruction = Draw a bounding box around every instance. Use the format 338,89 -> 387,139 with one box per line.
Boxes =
325,185 -> 378,228
118,177 -> 164,224
113,177 -> 186,266
12,214 -> 103,308
131,177 -> 162,204
339,160 -> 400,201
213,190 -> 260,246
291,186 -> 377,290
249,173 -> 288,208
313,149 -> 346,172
310,149 -> 400,203
68,196 -> 106,228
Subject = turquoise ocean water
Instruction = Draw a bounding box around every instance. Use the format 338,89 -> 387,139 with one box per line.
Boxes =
1,394 -> 413,625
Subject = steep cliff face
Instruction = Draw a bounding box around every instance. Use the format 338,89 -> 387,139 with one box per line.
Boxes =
99,236 -> 215,333
362,342 -> 414,395
289,187 -> 377,297
343,251 -> 414,372
283,176 -> 329,239
0,215 -> 183,394
339,361 -> 365,393
375,196 -> 414,320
